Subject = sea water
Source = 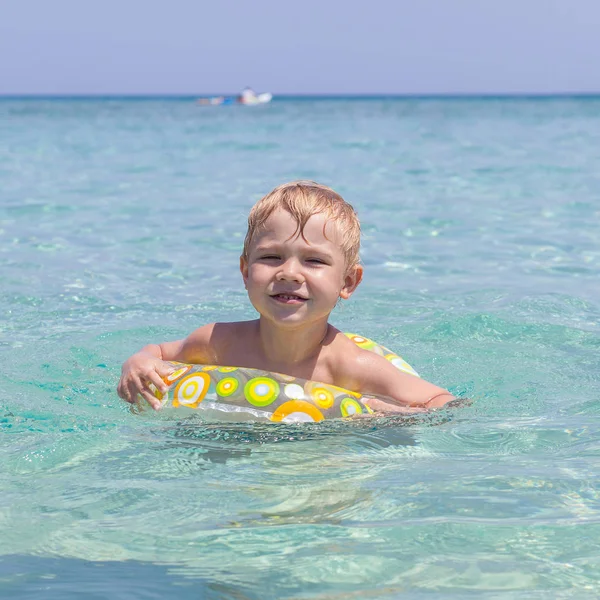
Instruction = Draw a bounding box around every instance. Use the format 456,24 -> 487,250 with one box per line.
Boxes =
1,96 -> 599,599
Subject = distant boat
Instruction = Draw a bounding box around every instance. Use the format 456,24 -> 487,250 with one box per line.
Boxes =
197,91 -> 272,106
240,92 -> 272,105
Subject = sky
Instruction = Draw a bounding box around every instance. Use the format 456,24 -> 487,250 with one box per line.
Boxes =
1,0 -> 599,95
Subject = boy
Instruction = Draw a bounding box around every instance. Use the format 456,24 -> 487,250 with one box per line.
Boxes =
118,181 -> 456,414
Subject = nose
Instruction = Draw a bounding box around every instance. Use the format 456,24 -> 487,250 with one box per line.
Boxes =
276,257 -> 304,282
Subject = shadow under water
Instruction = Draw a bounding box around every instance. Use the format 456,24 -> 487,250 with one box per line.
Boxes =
0,554 -> 259,600
150,410 -> 461,468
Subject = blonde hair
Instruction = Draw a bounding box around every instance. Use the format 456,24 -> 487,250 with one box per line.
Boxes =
242,181 -> 361,269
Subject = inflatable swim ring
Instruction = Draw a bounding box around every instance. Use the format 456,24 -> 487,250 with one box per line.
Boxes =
149,333 -> 419,423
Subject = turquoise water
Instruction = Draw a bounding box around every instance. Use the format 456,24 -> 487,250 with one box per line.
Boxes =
1,96 -> 600,598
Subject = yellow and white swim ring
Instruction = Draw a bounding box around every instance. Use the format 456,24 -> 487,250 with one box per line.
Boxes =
149,333 -> 419,423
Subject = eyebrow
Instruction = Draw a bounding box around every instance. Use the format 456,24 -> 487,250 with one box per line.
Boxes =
253,244 -> 334,259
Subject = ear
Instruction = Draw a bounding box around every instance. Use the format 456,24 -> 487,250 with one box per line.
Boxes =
339,264 -> 363,299
240,256 -> 249,289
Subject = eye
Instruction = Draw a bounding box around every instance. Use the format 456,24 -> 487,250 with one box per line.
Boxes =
307,258 -> 326,264
259,254 -> 280,261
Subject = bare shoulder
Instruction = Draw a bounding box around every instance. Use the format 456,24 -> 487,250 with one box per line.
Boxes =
169,322 -> 216,363
329,332 -> 453,407
153,320 -> 260,367
326,331 -> 380,382
181,320 -> 256,364
328,333 -> 391,385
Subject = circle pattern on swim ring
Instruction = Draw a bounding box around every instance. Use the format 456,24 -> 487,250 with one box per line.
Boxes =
166,365 -> 191,383
311,387 -> 335,409
305,380 -> 361,400
218,366 -> 238,373
385,353 -> 418,376
340,397 -> 364,417
244,377 -> 280,407
284,383 -> 305,400
271,400 -> 325,423
346,333 -> 376,350
173,372 -> 211,408
216,377 -> 239,397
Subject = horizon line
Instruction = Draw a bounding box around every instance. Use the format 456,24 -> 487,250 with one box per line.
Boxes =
1,92 -> 600,100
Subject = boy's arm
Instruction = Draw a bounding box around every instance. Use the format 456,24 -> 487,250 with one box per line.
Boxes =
117,324 -> 215,410
336,351 -> 455,413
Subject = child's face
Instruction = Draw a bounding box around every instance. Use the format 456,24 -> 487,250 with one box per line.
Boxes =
241,209 -> 362,328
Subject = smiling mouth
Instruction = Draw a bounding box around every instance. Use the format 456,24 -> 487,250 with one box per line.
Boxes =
270,293 -> 308,304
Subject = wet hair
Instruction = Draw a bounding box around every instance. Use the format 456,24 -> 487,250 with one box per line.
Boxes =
242,181 -> 361,270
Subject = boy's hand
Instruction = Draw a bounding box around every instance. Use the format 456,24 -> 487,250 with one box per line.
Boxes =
117,352 -> 175,411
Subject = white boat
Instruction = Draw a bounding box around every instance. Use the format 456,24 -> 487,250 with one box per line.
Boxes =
241,92 -> 272,105
197,91 -> 272,107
